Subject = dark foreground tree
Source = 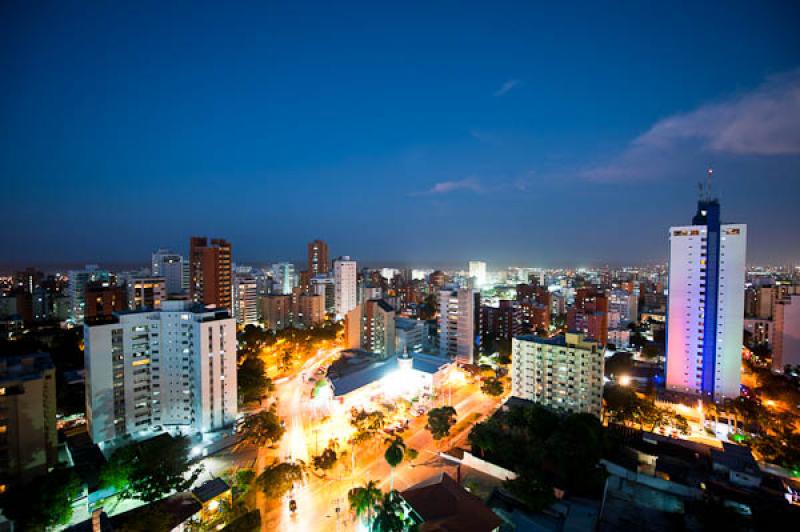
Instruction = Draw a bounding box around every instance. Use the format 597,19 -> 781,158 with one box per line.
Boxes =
240,408 -> 285,447
426,406 -> 457,440
0,467 -> 81,529
257,461 -> 305,498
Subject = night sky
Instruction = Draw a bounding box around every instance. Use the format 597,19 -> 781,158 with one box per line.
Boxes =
2,1 -> 799,268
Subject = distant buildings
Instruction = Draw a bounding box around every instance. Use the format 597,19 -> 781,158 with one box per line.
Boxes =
0,352 -> 57,485
84,300 -> 237,445
567,287 -> 608,346
607,288 -> 638,329
189,237 -> 233,311
261,292 -> 324,331
773,292 -> 800,371
307,239 -> 329,276
262,294 -> 292,330
480,300 -> 522,349
666,193 -> 746,401
84,280 -> 127,322
395,318 -> 426,353
68,266 -> 112,324
334,256 -> 358,319
468,261 -> 487,288
511,332 -> 604,417
438,288 -> 479,364
151,249 -> 185,295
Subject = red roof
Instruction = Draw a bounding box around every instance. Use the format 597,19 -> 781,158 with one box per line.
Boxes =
400,473 -> 502,532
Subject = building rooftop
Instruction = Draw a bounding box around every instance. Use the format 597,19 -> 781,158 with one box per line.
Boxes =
401,472 -> 503,532
0,351 -> 54,382
192,478 -> 230,502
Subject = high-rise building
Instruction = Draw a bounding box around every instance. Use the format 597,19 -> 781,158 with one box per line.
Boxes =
773,293 -> 800,372
151,249 -> 185,295
468,261 -> 487,288
233,274 -> 258,326
344,299 -> 396,357
127,276 -> 166,310
262,295 -> 292,330
0,352 -> 57,485
438,288 -> 479,364
271,263 -> 297,295
310,276 -> 336,314
84,301 -> 237,445
260,293 -> 323,330
334,256 -> 357,319
511,332 -> 603,417
67,266 -> 112,324
480,300 -> 522,348
567,287 -> 609,346
296,293 -> 325,328
608,288 -> 639,329
395,318 -> 426,353
307,239 -> 330,276
189,237 -> 232,311
84,281 -> 127,323
666,191 -> 746,401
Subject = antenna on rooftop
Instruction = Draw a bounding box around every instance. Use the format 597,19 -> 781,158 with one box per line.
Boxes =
699,167 -> 714,201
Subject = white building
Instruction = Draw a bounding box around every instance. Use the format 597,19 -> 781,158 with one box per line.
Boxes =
271,263 -> 297,295
395,318 -> 426,353
84,300 -> 237,446
511,332 -> 604,417
233,274 -> 259,326
608,289 -> 639,329
438,288 -> 478,364
152,249 -> 185,296
468,261 -> 487,288
774,294 -> 800,372
334,256 -> 357,319
666,196 -> 746,401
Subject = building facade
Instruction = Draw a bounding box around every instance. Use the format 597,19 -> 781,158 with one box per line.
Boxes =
438,288 -> 479,364
233,274 -> 258,326
334,256 -> 358,319
666,197 -> 746,401
773,293 -> 800,372
0,353 -> 57,486
84,301 -> 237,445
152,249 -> 185,295
189,237 -> 233,311
127,276 -> 166,311
511,333 -> 603,417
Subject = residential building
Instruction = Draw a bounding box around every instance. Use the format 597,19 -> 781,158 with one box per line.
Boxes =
189,237 -> 233,311
307,239 -> 329,276
608,288 -> 639,329
271,262 -> 296,295
666,193 -> 746,401
334,256 -> 358,319
67,266 -> 112,324
151,249 -> 185,295
233,274 -> 258,326
262,295 -> 293,331
127,276 -> 166,310
396,318 -> 426,353
438,288 -> 479,364
84,281 -> 127,322
511,332 -> 604,417
0,353 -> 57,485
295,293 -> 325,328
567,287 -> 609,346
311,276 -> 336,314
480,300 -> 522,348
773,294 -> 800,371
84,301 -> 237,445
345,300 -> 396,357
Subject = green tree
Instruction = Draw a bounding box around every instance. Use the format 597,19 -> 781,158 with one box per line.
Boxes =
240,408 -> 285,447
505,472 -> 554,513
257,462 -> 305,498
426,406 -> 457,440
312,446 -> 338,475
350,408 -> 386,445
384,437 -> 407,491
348,480 -> 382,529
238,356 -> 273,404
673,414 -> 690,435
468,421 -> 497,458
102,434 -> 202,502
480,377 -> 504,396
0,467 -> 81,529
373,490 -> 418,532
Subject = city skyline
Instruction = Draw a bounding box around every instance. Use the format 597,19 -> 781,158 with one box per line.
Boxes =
2,2 -> 800,266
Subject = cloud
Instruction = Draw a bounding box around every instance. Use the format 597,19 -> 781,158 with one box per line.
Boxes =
494,79 -> 522,97
583,69 -> 800,181
418,178 -> 483,195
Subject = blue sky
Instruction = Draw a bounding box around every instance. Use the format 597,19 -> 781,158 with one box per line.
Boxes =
2,1 -> 799,267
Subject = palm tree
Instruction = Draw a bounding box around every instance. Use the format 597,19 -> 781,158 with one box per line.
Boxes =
348,480 -> 381,529
373,490 -> 417,532
384,437 -> 406,491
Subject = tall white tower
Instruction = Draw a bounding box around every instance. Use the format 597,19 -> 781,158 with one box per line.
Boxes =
333,256 -> 357,319
666,175 -> 746,401
468,261 -> 487,288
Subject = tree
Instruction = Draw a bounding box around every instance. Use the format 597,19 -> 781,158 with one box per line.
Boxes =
480,377 -> 504,396
102,434 -> 202,502
240,408 -> 285,447
505,471 -> 554,513
257,462 -> 305,498
641,344 -> 660,359
674,414 -> 690,435
373,490 -> 418,532
384,437 -> 407,491
426,406 -> 457,440
468,421 -> 497,458
279,347 -> 294,372
351,408 -> 386,445
312,446 -> 338,475
0,467 -> 81,529
348,480 -> 382,529
238,356 -> 273,404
